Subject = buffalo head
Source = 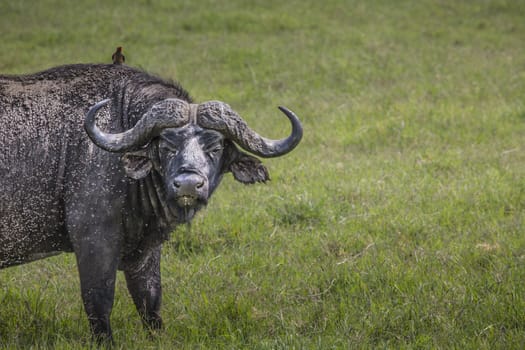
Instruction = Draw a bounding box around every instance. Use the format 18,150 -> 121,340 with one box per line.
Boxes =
84,99 -> 302,222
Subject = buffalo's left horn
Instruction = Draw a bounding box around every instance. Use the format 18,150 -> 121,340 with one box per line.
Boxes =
197,101 -> 303,158
84,98 -> 190,152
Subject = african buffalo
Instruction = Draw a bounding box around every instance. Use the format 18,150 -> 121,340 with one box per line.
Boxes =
0,64 -> 302,342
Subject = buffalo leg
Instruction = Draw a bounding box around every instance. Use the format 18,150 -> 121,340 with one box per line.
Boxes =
124,245 -> 163,330
74,236 -> 120,343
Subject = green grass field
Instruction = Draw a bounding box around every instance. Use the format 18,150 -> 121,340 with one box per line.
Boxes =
1,0 -> 524,348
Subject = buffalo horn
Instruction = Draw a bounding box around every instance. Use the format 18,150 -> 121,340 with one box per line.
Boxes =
197,101 -> 303,158
84,98 -> 190,152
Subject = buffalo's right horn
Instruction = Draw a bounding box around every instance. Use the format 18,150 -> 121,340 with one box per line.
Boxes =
84,98 -> 190,153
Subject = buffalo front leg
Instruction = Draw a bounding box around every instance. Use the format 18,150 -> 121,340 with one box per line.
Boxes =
74,236 -> 121,343
124,245 -> 163,331
66,163 -> 127,343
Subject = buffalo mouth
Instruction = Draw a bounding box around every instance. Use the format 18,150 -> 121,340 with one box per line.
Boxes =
171,191 -> 208,209
169,195 -> 208,223
177,195 -> 197,207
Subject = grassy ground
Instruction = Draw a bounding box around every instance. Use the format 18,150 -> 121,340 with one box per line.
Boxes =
1,0 -> 524,348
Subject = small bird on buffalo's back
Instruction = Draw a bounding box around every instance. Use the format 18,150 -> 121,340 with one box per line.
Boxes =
112,46 -> 125,65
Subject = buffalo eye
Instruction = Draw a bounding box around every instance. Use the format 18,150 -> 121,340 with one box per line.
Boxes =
159,142 -> 179,156
206,145 -> 223,160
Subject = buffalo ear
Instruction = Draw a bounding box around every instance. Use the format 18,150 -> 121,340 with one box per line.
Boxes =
121,150 -> 152,180
230,152 -> 270,184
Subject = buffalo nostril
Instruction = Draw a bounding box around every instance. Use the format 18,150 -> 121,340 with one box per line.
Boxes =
172,173 -> 206,195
